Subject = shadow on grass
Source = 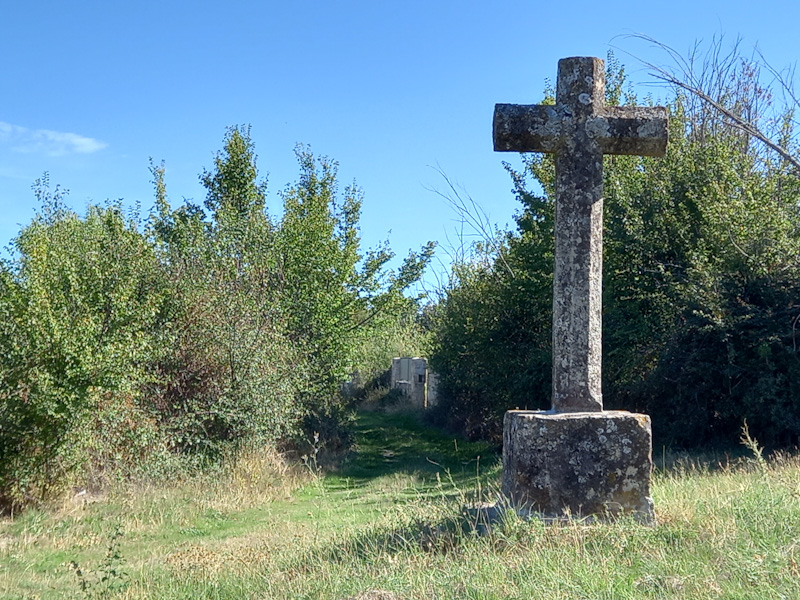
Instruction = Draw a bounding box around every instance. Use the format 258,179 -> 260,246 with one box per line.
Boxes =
334,409 -> 500,489
301,500 -> 693,569
297,499 -> 512,569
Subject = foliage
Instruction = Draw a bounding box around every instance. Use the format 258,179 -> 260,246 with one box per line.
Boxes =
0,127 -> 433,512
0,178 -> 170,510
427,247 -> 552,441
603,103 -> 800,447
275,145 -> 435,441
429,51 -> 800,448
147,127 -> 302,457
200,123 -> 268,220
352,308 -> 431,387
69,525 -> 128,599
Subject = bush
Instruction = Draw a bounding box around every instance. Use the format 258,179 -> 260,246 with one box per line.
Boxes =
0,180 -> 169,510
0,129 -> 435,512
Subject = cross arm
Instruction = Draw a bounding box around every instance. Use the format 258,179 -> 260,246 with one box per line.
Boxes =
590,106 -> 669,157
493,103 -> 562,153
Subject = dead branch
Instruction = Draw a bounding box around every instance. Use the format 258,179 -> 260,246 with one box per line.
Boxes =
616,34 -> 800,173
425,165 -> 515,278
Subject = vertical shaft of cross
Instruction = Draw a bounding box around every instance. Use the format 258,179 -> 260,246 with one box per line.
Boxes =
551,57 -> 605,412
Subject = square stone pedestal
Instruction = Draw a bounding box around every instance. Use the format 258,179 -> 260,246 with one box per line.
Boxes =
502,410 -> 655,523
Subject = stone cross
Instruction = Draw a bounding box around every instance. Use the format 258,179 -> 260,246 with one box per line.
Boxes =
494,56 -> 667,413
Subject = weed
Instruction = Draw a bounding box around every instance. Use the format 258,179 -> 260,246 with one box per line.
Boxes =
68,524 -> 127,599
301,431 -> 324,482
740,419 -> 768,473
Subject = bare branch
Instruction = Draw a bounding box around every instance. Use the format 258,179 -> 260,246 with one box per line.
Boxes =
616,34 -> 800,173
425,165 -> 515,278
654,70 -> 799,171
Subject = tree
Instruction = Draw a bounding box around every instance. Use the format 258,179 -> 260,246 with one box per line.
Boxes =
149,132 -> 435,451
0,177 -> 169,510
277,145 -> 435,439
200,124 -> 269,219
147,127 -> 300,456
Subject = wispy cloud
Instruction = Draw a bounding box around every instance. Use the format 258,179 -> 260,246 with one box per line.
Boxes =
0,121 -> 107,157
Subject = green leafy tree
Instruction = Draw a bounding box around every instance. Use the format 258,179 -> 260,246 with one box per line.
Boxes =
200,124 -> 268,220
277,145 -> 435,439
147,127 -> 300,455
149,131 -> 434,452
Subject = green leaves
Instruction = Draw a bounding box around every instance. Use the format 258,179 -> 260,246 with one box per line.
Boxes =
0,179 -> 170,509
276,146 -> 434,434
149,132 -> 434,453
200,125 -> 268,220
0,128 -> 435,511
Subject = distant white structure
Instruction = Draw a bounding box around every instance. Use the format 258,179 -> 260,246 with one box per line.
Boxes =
390,357 -> 438,408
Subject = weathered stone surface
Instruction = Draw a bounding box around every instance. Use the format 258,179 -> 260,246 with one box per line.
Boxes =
390,357 -> 437,408
493,104 -> 668,156
493,57 -> 667,413
502,410 -> 655,522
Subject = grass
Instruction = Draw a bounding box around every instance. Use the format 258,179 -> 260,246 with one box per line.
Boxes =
2,408 -> 799,599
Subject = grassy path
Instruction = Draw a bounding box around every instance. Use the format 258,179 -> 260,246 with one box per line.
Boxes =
3,410 -> 800,599
331,410 -> 497,490
0,410 -> 497,599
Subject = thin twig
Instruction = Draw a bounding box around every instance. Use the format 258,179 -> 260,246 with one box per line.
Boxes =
425,165 -> 515,278
616,34 -> 800,173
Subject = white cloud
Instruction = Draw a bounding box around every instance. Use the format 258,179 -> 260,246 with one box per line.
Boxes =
0,121 -> 107,157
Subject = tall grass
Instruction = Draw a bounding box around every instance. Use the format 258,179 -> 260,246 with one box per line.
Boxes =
2,411 -> 799,599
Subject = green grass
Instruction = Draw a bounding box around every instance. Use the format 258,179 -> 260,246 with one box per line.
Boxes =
2,408 -> 800,599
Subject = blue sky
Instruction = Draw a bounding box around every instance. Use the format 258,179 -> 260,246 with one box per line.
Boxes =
2,0 -> 798,289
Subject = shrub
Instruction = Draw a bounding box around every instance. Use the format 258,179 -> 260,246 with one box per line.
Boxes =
0,179 -> 169,510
